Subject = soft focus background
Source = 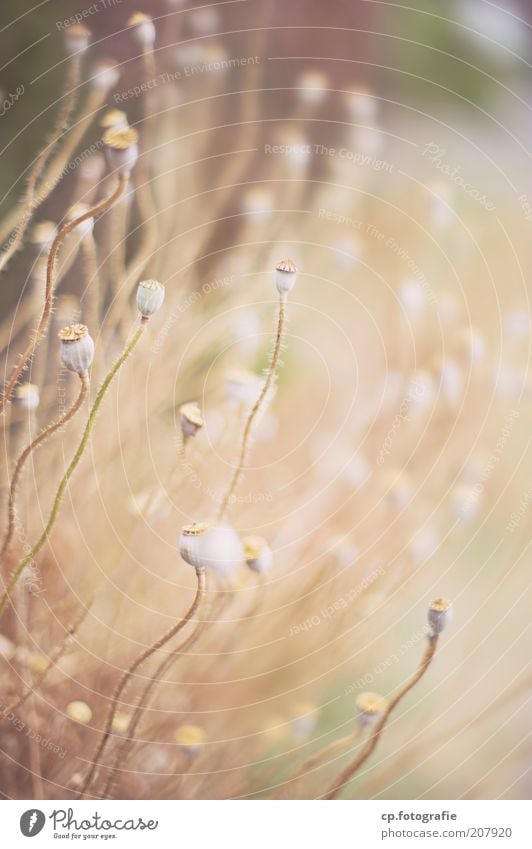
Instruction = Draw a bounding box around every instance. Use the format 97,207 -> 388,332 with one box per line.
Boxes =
0,0 -> 530,800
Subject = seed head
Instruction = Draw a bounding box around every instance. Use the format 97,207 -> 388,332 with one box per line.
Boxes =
66,700 -> 92,724
67,203 -> 94,238
14,383 -> 40,411
64,23 -> 91,56
91,59 -> 121,92
103,127 -> 139,175
275,258 -> 298,296
356,692 -> 388,728
136,279 -> 165,319
242,536 -> 273,574
174,724 -> 207,759
128,12 -> 156,49
179,402 -> 203,440
58,324 -> 95,376
178,523 -> 244,577
100,109 -> 128,131
428,598 -> 453,635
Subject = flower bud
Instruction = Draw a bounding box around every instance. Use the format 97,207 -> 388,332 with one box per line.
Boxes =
178,523 -> 244,578
64,23 -> 91,56
174,724 -> 207,759
136,279 -> 165,319
428,598 -> 453,635
103,127 -> 139,175
179,402 -> 203,440
100,109 -> 129,131
66,700 -> 92,724
242,536 -> 272,574
58,324 -> 95,376
356,692 -> 388,728
14,384 -> 40,411
128,12 -> 156,50
275,258 -> 298,296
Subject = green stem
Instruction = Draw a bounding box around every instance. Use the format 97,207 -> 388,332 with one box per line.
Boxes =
0,325 -> 144,620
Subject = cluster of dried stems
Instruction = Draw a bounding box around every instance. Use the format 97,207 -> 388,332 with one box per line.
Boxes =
0,6 -> 528,803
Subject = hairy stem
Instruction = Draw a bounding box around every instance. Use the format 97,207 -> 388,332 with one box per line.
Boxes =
1,372 -> 90,561
217,295 -> 286,522
79,567 -> 206,799
0,174 -> 127,416
0,325 -> 144,620
324,636 -> 439,800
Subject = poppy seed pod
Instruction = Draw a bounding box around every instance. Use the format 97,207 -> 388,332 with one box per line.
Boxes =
179,523 -> 244,578
91,59 -> 121,92
175,724 -> 207,759
136,279 -> 165,319
428,598 -> 453,635
58,324 -> 95,376
355,691 -> 388,729
67,203 -> 94,238
103,127 -> 139,175
275,258 -> 298,296
242,536 -> 273,574
100,109 -> 129,131
128,12 -> 156,50
66,700 -> 92,724
179,402 -> 203,440
64,23 -> 91,55
14,383 -> 40,411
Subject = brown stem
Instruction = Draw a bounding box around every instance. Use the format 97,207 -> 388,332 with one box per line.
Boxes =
0,373 -> 90,561
0,174 -> 127,416
324,636 -> 439,800
79,567 -> 206,799
217,294 -> 286,521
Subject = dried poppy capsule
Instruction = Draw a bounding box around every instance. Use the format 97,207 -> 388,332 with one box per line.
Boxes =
242,536 -> 272,574
175,724 -> 207,759
66,700 -> 92,724
428,598 -> 453,635
100,109 -> 129,131
178,523 -> 244,578
355,692 -> 388,728
275,258 -> 298,296
58,324 -> 95,376
64,23 -> 91,55
136,279 -> 165,319
128,12 -> 156,50
103,127 -> 139,175
179,402 -> 203,440
14,384 -> 40,411
91,59 -> 121,92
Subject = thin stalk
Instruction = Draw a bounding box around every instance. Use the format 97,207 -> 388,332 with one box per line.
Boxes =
324,636 -> 440,800
0,372 -> 90,561
0,324 -> 144,620
0,58 -> 81,272
0,174 -> 127,416
217,294 -> 286,522
79,567 -> 206,799
1,600 -> 92,717
277,727 -> 363,799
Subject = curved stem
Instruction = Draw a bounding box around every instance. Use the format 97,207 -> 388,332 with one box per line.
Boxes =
79,567 -> 206,799
0,324 -> 144,620
0,174 -> 127,416
0,58 -> 81,272
1,372 -> 90,561
217,294 -> 286,522
324,636 -> 439,800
